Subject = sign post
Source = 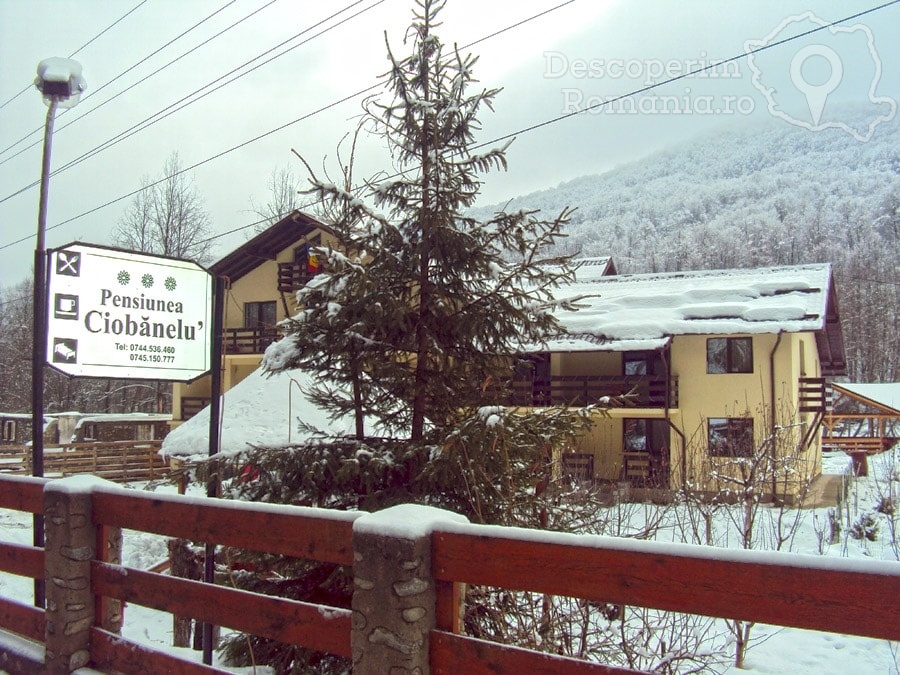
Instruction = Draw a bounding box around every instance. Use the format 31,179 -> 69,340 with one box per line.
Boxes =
46,243 -> 213,381
47,241 -> 221,663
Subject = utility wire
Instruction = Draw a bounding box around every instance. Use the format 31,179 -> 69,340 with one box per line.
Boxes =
0,0 -> 383,204
0,1 -> 897,254
471,1 -> 900,152
46,0 -> 385,179
0,0 -> 148,113
193,0 -> 900,247
0,0 -> 572,246
0,0 -> 247,162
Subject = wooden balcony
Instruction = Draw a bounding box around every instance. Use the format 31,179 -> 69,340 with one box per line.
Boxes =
223,327 -> 279,354
799,377 -> 828,413
277,261 -> 316,293
500,375 -> 678,408
180,396 -> 211,421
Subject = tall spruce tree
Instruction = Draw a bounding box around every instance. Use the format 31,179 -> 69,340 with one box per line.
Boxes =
218,2 -> 597,668
247,0 -> 592,507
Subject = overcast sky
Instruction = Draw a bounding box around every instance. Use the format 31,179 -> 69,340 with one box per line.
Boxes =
1,0 -> 898,288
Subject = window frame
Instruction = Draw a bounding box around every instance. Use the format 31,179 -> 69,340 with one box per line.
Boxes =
83,423 -> 98,442
706,337 -> 753,374
707,417 -> 754,457
1,420 -> 16,442
244,301 -> 277,330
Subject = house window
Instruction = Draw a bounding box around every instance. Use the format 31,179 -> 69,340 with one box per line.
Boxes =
707,337 -> 753,374
244,301 -> 276,330
708,418 -> 754,457
624,350 -> 664,376
514,353 -> 551,405
624,419 -> 648,452
624,352 -> 649,376
624,419 -> 668,455
83,423 -> 98,442
1,420 -> 16,442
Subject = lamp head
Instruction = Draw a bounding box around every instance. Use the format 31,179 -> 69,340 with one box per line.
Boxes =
35,57 -> 86,108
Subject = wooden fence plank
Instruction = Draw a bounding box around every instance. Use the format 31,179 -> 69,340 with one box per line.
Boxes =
0,542 -> 42,579
433,530 -> 900,642
92,562 -> 352,657
4,442 -> 169,483
92,490 -> 359,565
430,631 -> 639,675
90,628 -> 227,674
0,597 -> 44,642
0,475 -> 44,513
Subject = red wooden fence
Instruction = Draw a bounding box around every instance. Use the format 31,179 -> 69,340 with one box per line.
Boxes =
1,473 -> 899,674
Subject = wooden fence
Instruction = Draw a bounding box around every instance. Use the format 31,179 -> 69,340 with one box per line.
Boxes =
0,474 -> 899,673
0,441 -> 169,483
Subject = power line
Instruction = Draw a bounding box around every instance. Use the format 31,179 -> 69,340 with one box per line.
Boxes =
0,1 -> 148,113
198,1 -> 900,247
0,0 -> 247,163
470,1 -> 900,151
48,0 -> 386,180
1,1 -> 897,255
0,0 -> 576,251
0,0 -> 383,205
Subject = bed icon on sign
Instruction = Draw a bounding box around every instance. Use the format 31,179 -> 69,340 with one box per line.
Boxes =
52,338 -> 78,364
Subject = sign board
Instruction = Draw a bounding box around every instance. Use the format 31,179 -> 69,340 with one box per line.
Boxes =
46,243 -> 213,381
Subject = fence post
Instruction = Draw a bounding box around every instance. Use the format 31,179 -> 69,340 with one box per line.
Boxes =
43,477 -> 99,673
351,505 -> 468,674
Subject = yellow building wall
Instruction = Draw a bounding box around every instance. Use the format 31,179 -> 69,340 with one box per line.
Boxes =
223,229 -> 335,330
571,417 -> 625,480
171,228 -> 333,427
555,331 -> 824,498
670,332 -> 822,497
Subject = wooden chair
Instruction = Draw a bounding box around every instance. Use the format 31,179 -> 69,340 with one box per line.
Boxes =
562,453 -> 595,483
623,452 -> 651,484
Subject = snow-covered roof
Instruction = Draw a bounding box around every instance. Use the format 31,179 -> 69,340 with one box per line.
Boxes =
832,383 -> 900,414
161,367 -> 355,460
547,262 -> 839,344
541,336 -> 671,353
74,413 -> 171,429
571,256 -> 617,280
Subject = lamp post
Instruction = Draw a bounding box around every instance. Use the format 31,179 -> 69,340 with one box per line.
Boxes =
31,57 -> 85,608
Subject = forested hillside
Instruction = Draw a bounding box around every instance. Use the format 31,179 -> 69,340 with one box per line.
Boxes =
485,109 -> 899,382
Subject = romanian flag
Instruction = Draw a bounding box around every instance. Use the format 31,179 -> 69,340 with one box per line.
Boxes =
306,247 -> 321,275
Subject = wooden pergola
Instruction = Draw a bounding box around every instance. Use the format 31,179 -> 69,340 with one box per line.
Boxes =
823,382 -> 899,475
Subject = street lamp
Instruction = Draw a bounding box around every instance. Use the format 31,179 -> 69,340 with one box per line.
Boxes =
31,57 -> 85,608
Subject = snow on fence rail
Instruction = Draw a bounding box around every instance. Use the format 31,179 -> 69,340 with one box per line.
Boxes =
0,474 -> 899,673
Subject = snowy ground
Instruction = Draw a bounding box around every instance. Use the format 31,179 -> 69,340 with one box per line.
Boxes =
0,450 -> 898,673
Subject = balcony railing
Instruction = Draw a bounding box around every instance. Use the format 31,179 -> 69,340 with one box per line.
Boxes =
277,261 -> 316,293
180,396 -> 211,421
223,327 -> 279,354
799,377 -> 828,413
499,375 -> 678,408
